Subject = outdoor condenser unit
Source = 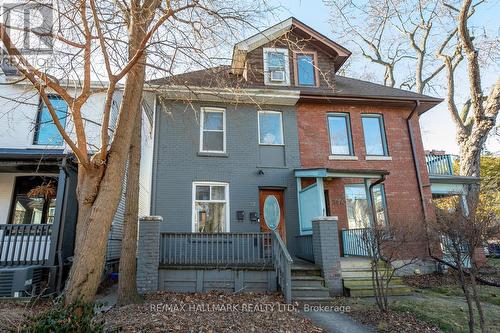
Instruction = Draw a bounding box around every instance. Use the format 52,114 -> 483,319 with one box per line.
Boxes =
0,266 -> 44,298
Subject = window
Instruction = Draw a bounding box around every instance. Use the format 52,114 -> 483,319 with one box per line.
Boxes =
344,184 -> 387,229
9,176 -> 58,224
327,113 -> 353,155
263,48 -> 290,86
362,114 -> 388,156
33,95 -> 68,146
200,107 -> 225,153
295,53 -> 316,86
192,182 -> 229,233
258,111 -> 284,145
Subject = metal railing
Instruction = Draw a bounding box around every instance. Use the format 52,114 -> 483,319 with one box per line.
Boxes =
425,154 -> 454,175
341,228 -> 371,257
159,232 -> 273,267
295,234 -> 314,263
272,230 -> 293,304
0,224 -> 53,266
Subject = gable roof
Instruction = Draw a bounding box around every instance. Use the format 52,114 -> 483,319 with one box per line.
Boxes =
230,17 -> 351,75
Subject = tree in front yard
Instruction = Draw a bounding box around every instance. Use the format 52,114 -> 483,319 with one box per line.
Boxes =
0,0 -> 268,305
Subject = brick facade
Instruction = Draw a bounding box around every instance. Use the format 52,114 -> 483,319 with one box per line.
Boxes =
297,101 -> 435,259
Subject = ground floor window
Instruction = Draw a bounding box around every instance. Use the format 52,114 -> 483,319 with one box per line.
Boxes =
9,176 -> 58,224
192,182 -> 229,232
344,184 -> 387,229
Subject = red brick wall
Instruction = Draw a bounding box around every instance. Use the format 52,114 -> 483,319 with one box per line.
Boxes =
297,101 -> 435,258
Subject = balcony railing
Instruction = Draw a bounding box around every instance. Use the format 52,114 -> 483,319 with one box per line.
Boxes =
0,224 -> 53,266
426,154 -> 454,175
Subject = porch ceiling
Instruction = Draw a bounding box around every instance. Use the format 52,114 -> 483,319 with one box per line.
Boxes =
294,168 -> 389,179
0,148 -> 66,173
429,174 -> 480,184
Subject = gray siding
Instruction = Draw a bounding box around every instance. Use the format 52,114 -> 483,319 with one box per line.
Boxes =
152,101 -> 301,255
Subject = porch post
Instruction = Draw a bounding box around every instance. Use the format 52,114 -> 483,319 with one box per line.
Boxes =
312,216 -> 342,295
137,216 -> 162,293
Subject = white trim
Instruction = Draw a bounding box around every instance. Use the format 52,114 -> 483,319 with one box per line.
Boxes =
328,155 -> 358,160
192,181 -> 230,233
365,155 -> 392,161
199,107 -> 226,154
263,48 -> 290,86
257,110 -> 284,145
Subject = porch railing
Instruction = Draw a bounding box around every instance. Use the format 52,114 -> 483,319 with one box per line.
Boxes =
159,232 -> 273,267
0,224 -> 53,266
341,228 -> 371,257
426,154 -> 454,175
295,234 -> 314,263
272,230 -> 292,304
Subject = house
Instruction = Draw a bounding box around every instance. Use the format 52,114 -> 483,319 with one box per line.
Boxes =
139,17 -> 475,301
0,68 -> 155,297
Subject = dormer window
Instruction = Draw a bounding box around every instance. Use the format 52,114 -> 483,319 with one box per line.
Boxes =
294,52 -> 317,86
263,48 -> 290,86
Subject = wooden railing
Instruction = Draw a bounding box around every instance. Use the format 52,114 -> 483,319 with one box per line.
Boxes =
0,224 -> 53,266
426,154 -> 454,175
341,228 -> 371,257
272,230 -> 293,304
159,232 -> 273,267
295,234 -> 314,263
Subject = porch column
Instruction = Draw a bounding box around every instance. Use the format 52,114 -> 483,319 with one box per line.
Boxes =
312,216 -> 342,295
137,216 -> 163,293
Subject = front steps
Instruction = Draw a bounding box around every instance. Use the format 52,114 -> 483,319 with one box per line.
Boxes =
291,260 -> 332,303
341,257 -> 412,297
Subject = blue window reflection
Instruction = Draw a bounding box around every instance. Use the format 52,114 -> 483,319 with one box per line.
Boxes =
34,96 -> 68,146
362,115 -> 388,156
297,54 -> 315,86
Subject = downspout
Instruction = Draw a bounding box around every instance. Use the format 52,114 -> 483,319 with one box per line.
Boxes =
406,100 -> 432,256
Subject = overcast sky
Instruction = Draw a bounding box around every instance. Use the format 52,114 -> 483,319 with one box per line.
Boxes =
265,0 -> 499,155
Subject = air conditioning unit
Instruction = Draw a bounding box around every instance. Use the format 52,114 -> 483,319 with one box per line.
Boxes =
270,69 -> 285,82
0,266 -> 45,298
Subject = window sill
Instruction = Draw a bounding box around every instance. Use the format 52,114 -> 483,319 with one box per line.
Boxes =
328,155 -> 358,160
197,152 -> 229,158
365,155 -> 392,161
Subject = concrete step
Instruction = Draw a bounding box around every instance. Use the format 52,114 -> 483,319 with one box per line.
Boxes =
291,275 -> 325,288
292,286 -> 331,298
343,277 -> 403,288
292,268 -> 322,277
292,296 -> 334,304
347,285 -> 412,297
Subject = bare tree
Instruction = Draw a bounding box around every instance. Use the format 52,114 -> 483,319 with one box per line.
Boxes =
0,0 -> 269,304
432,195 -> 499,333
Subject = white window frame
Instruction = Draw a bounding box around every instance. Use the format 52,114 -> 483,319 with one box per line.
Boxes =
192,181 -> 230,233
257,110 -> 284,146
199,107 -> 226,153
263,48 -> 290,86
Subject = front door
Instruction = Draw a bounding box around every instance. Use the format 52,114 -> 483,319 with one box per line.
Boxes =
259,189 -> 286,242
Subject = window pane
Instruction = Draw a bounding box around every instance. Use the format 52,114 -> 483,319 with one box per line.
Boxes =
195,186 -> 210,200
268,52 -> 285,68
328,116 -> 351,155
203,111 -> 223,130
203,131 -> 224,151
345,185 -> 369,229
297,54 -> 315,86
259,112 -> 283,144
373,186 -> 387,226
194,202 -> 226,232
362,116 -> 385,155
35,97 -> 68,145
211,186 -> 225,200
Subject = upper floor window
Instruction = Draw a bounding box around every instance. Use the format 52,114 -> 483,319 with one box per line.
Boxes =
258,111 -> 284,145
327,113 -> 353,156
200,107 -> 225,153
33,95 -> 67,146
263,48 -> 290,86
295,52 -> 317,86
361,114 -> 388,156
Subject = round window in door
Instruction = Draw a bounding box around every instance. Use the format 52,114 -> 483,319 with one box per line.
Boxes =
263,195 -> 280,230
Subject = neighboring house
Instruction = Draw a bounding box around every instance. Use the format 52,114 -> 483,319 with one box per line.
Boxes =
0,68 -> 155,297
141,17 -> 474,301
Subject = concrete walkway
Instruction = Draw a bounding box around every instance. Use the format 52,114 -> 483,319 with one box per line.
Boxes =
302,310 -> 375,333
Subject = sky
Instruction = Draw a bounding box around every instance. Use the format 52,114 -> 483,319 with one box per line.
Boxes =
264,0 -> 500,155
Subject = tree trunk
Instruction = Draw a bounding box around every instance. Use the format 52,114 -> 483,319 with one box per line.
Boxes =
117,110 -> 142,305
64,21 -> 148,304
469,261 -> 486,332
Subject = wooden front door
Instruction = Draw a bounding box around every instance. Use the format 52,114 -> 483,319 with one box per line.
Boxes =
259,189 -> 286,242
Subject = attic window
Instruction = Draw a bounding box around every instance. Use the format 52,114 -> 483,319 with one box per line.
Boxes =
263,48 -> 290,86
295,52 -> 317,86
